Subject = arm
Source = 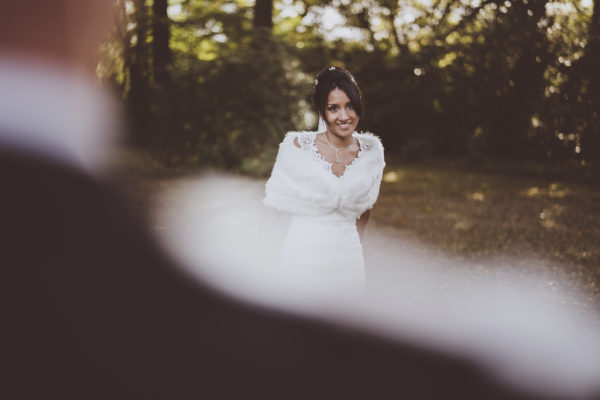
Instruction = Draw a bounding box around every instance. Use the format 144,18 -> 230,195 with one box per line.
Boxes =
356,209 -> 371,243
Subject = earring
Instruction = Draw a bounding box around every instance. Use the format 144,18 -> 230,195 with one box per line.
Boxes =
318,116 -> 327,132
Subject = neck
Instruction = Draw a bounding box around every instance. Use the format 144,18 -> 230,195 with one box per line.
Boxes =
325,131 -> 354,148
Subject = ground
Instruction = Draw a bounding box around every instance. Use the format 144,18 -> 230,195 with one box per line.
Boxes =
374,159 -> 600,300
109,149 -> 600,311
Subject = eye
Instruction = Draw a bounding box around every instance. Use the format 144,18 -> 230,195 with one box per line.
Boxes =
327,105 -> 339,112
346,103 -> 354,110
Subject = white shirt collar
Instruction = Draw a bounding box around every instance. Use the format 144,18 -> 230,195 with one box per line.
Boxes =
0,55 -> 118,174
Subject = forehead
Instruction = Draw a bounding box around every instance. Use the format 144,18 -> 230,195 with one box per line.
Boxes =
327,87 -> 351,104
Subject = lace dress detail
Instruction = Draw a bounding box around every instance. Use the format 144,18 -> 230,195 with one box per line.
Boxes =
279,212 -> 365,294
297,131 -> 368,178
263,130 -> 385,295
297,132 -> 332,174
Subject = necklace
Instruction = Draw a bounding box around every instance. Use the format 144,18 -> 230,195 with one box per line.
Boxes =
323,132 -> 356,163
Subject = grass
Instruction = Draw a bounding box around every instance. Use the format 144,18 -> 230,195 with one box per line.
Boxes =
373,159 -> 600,301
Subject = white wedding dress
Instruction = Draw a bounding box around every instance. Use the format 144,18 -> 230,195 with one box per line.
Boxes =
263,130 -> 385,295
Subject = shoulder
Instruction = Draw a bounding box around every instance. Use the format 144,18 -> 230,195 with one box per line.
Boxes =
283,130 -> 317,142
281,130 -> 318,149
271,131 -> 317,166
354,131 -> 384,156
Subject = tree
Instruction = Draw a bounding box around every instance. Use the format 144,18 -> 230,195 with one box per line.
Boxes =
128,0 -> 153,146
483,0 -> 552,158
152,0 -> 171,85
254,0 -> 273,30
576,0 -> 600,161
97,0 -> 600,171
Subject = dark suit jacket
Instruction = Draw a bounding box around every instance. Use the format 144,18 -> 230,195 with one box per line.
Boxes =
1,145 -> 546,400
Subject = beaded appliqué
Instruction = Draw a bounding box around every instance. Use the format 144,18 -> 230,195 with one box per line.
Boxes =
297,132 -> 366,178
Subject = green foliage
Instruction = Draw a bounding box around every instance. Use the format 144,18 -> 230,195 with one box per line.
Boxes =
160,30 -> 306,173
100,0 -> 600,173
101,1 -> 312,174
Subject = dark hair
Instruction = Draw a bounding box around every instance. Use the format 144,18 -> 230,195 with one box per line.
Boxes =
312,66 -> 363,120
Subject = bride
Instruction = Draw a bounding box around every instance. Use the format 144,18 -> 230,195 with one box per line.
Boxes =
262,66 -> 385,295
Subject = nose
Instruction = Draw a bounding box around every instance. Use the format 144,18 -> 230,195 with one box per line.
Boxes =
340,108 -> 350,120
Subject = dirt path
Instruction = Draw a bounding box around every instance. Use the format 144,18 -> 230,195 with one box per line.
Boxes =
109,150 -> 600,318
140,171 -> 600,326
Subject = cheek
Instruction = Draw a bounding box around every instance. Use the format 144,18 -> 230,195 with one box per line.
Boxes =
325,111 -> 336,123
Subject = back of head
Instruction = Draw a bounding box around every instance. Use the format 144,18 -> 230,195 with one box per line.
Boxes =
0,0 -> 114,74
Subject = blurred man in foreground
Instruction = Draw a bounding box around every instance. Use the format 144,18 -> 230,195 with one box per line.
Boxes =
0,1 -> 556,399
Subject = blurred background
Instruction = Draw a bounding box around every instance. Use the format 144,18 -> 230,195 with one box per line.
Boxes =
99,0 -> 600,303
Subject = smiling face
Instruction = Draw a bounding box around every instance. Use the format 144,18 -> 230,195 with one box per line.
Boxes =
323,87 -> 359,141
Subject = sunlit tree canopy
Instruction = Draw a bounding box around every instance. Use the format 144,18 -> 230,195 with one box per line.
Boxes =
99,0 -> 600,172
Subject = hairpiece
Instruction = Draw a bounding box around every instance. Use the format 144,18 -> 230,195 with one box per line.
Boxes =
328,66 -> 336,71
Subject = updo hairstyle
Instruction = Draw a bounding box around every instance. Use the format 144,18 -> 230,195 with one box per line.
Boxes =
312,66 -> 363,121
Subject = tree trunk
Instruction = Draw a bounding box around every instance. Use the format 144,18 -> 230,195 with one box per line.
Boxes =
591,0 -> 600,40
129,0 -> 151,145
581,0 -> 600,159
130,0 -> 148,94
254,0 -> 273,30
486,0 -> 550,159
152,0 -> 171,85
386,13 -> 408,55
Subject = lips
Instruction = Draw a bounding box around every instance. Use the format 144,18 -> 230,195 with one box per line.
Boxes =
337,122 -> 352,129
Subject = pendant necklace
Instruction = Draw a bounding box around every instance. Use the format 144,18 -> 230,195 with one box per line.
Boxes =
323,132 -> 355,163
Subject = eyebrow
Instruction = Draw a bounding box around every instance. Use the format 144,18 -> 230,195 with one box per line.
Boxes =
327,101 -> 352,106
